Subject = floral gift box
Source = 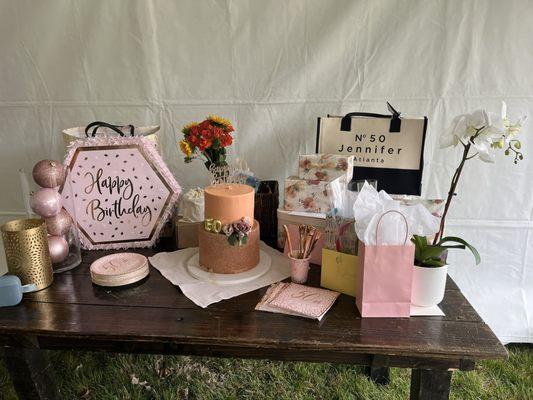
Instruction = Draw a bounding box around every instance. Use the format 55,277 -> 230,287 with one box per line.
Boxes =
298,154 -> 353,182
284,176 -> 333,213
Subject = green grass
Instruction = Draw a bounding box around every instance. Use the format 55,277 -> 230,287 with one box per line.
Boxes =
1,345 -> 531,399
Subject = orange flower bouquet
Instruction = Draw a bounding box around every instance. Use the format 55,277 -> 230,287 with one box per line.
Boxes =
179,115 -> 234,171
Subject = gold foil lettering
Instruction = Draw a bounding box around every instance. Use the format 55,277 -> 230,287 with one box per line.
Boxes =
204,218 -> 222,233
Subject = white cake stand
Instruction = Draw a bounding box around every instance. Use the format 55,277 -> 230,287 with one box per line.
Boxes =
186,250 -> 272,285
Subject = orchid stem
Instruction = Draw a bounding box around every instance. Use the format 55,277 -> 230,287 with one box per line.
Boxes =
433,127 -> 484,245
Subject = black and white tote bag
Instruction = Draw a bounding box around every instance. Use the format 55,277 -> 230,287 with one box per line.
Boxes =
316,103 -> 427,195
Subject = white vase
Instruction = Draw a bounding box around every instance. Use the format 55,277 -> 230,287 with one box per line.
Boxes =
411,265 -> 448,307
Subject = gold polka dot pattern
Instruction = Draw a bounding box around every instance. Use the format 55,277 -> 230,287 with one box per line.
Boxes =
1,218 -> 53,291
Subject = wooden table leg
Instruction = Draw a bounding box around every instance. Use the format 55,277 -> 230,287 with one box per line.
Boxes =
3,348 -> 60,400
410,368 -> 452,400
364,366 -> 390,385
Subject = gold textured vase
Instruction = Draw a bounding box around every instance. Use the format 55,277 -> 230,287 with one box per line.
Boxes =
1,218 -> 53,291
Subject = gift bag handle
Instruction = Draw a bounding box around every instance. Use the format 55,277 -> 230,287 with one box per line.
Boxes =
375,209 -> 409,245
84,121 -> 135,138
340,102 -> 401,133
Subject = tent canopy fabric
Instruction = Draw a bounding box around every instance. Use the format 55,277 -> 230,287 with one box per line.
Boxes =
0,0 -> 531,343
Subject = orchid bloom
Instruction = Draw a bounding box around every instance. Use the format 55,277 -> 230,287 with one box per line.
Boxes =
440,102 -> 527,163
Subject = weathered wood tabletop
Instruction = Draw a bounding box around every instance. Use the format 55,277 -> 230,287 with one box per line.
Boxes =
0,245 -> 507,400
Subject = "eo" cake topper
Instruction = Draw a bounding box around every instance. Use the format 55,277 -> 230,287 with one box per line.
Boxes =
62,136 -> 181,250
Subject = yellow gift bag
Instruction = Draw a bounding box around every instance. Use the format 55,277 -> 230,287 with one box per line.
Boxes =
320,248 -> 359,297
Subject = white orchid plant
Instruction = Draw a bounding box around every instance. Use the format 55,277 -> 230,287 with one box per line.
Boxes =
433,102 -> 527,246
412,102 -> 526,268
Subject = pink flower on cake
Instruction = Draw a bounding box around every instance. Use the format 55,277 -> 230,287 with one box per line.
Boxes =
222,224 -> 234,237
234,217 -> 252,235
223,217 -> 253,246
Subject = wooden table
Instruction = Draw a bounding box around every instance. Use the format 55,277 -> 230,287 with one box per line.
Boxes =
0,246 -> 507,400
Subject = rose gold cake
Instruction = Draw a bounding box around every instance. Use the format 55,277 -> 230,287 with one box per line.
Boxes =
198,183 -> 260,274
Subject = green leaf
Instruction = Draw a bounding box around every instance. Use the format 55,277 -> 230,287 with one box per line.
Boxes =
228,235 -> 237,246
414,243 -> 421,261
411,235 -> 427,261
419,245 -> 448,261
411,235 -> 466,266
420,257 -> 446,268
440,244 -> 465,250
411,237 -> 420,260
437,236 -> 481,265
241,235 -> 248,245
412,235 -> 428,248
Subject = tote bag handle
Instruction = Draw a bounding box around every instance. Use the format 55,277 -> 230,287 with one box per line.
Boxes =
375,209 -> 409,246
84,121 -> 135,138
339,102 -> 401,132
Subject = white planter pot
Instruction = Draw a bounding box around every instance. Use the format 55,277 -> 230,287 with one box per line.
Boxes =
411,264 -> 448,307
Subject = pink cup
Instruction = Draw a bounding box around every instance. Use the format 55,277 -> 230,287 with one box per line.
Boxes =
289,251 -> 311,284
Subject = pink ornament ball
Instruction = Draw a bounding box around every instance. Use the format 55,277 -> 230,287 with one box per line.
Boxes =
30,188 -> 62,217
32,159 -> 66,188
44,208 -> 72,236
48,235 -> 69,264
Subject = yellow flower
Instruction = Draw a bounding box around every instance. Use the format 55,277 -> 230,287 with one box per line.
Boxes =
179,140 -> 193,157
207,115 -> 232,129
182,122 -> 198,135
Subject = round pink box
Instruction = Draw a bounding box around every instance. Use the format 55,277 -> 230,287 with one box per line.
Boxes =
90,253 -> 149,287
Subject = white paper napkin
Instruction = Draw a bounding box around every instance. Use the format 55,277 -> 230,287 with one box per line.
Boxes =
148,242 -> 291,308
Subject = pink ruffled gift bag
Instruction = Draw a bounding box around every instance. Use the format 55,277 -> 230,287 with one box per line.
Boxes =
355,210 -> 414,318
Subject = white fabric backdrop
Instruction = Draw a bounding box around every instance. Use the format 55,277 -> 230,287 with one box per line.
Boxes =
0,0 -> 531,343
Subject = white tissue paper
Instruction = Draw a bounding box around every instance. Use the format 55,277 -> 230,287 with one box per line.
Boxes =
353,182 -> 440,245
178,188 -> 204,222
328,175 -> 357,219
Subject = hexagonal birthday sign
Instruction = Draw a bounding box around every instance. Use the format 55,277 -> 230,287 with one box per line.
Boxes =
62,136 -> 181,250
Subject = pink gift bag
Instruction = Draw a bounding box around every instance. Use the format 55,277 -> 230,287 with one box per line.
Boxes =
355,210 -> 414,318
